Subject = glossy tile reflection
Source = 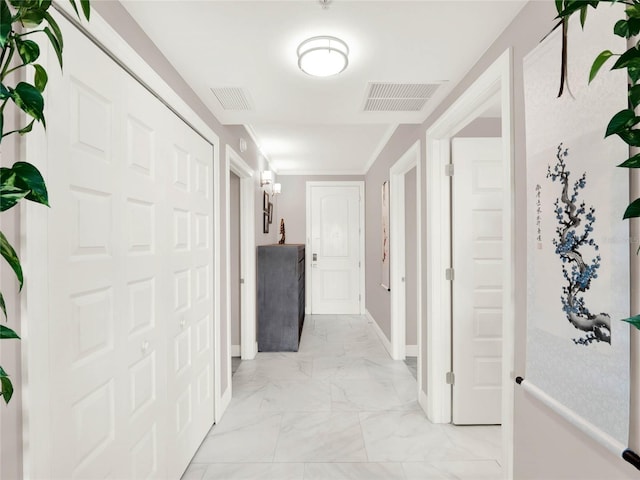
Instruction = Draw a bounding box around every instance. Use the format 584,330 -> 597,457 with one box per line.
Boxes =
183,314 -> 502,480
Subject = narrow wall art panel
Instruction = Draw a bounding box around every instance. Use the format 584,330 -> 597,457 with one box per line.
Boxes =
381,180 -> 390,290
524,5 -> 630,445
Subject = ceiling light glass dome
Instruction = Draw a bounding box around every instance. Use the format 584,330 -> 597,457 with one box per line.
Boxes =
297,36 -> 349,77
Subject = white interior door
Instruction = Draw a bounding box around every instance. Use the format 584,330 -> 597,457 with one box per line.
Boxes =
451,137 -> 503,425
308,184 -> 362,314
41,14 -> 214,479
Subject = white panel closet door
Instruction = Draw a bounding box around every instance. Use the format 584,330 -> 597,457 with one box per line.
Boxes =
43,14 -> 214,479
162,101 -> 215,479
451,137 -> 503,426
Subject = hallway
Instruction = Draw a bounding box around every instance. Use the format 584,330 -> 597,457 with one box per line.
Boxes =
182,315 -> 501,479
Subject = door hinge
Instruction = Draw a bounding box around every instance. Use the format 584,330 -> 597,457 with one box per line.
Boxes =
445,268 -> 455,281
446,371 -> 455,385
445,164 -> 454,177
240,278 -> 245,284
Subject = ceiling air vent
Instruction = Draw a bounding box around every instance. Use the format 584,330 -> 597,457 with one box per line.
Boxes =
363,82 -> 441,112
211,87 -> 253,111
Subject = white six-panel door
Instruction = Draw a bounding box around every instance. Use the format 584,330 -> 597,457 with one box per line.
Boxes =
43,15 -> 214,479
451,137 -> 503,425
308,183 -> 362,314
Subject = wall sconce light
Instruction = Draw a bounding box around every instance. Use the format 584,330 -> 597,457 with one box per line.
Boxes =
261,170 -> 274,187
261,170 -> 281,196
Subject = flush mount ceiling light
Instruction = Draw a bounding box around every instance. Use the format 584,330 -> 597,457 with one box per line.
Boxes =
297,36 -> 349,77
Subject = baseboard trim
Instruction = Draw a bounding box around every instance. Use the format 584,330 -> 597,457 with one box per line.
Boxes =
419,388 -> 429,416
365,309 -> 392,358
405,345 -> 418,357
231,344 -> 240,357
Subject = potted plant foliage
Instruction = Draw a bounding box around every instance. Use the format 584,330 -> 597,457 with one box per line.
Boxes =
0,0 -> 90,404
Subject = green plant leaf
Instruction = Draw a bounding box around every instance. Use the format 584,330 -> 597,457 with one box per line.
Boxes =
624,197 -> 640,219
579,5 -> 588,28
618,153 -> 640,168
0,0 -> 11,49
68,0 -> 80,17
43,11 -> 63,51
0,367 -> 13,404
0,325 -> 19,339
18,119 -> 34,135
20,9 -> 46,27
43,26 -> 62,68
612,46 -> 640,70
589,50 -> 614,83
628,4 -> 640,19
33,64 -> 47,92
606,109 -> 638,137
0,230 -> 23,289
622,314 -> 640,330
0,185 -> 29,211
11,82 -> 44,124
627,58 -> 640,84
617,128 -> 640,146
80,0 -> 90,20
0,83 -> 9,100
14,37 -> 40,65
0,291 -> 6,320
12,161 -> 48,206
629,85 -> 640,108
614,19 -> 628,37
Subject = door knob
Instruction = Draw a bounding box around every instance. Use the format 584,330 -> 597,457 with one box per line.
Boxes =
141,341 -> 150,354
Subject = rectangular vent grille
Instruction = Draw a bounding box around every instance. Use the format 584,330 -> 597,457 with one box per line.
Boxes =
211,87 -> 252,110
364,83 -> 441,112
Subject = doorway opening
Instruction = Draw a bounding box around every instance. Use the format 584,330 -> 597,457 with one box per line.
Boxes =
389,141 -> 422,394
219,146 -> 256,421
425,49 -> 514,475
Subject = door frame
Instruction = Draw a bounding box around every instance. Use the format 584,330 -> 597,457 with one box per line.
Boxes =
425,49 -> 514,476
305,181 -> 366,315
389,141 -> 421,363
221,146 -> 256,419
22,5 -> 222,476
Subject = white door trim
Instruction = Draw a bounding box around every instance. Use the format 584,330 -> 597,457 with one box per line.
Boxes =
305,181 -> 366,315
425,48 -> 514,478
389,141 -> 420,361
22,7 -> 222,477
225,147 -> 257,361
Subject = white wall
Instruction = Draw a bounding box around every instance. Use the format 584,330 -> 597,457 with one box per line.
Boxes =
364,124 -> 422,340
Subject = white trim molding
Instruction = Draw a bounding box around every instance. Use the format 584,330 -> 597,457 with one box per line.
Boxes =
389,140 -> 420,361
366,310 -> 392,358
425,48 -> 515,478
226,146 -> 257,361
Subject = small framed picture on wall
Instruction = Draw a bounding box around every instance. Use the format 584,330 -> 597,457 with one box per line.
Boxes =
268,202 -> 273,224
263,212 -> 269,234
263,191 -> 269,212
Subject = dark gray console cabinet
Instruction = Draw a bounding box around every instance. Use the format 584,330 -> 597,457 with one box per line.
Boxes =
257,244 -> 305,352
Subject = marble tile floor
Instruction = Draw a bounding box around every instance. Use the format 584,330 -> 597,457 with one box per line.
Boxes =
183,314 -> 502,480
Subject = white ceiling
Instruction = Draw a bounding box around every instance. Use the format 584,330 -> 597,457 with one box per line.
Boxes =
121,0 -> 526,174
